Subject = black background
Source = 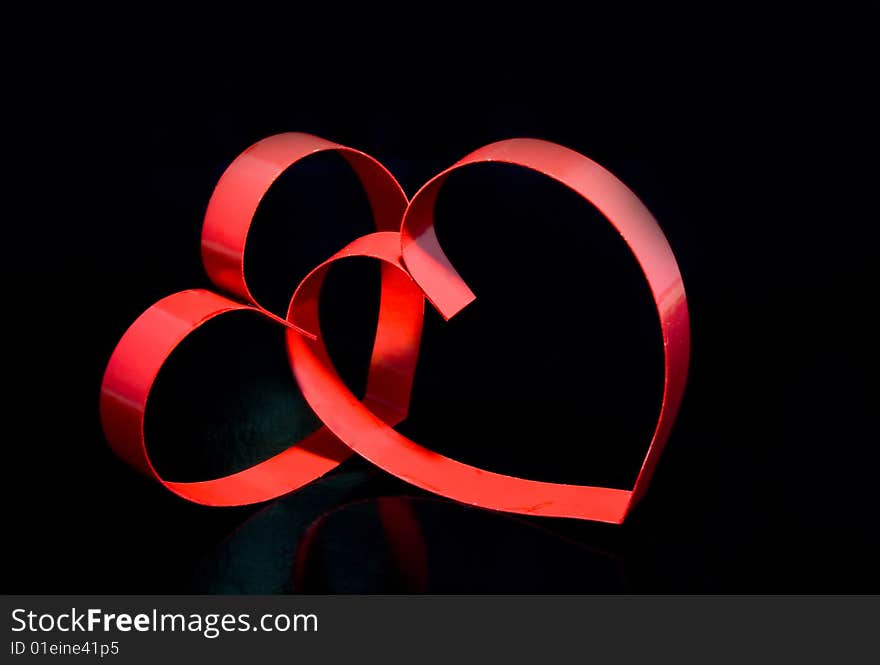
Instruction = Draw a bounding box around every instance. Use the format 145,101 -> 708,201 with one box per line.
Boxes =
4,8 -> 876,592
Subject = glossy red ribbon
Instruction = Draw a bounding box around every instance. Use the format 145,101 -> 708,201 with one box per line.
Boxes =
100,132 -> 689,523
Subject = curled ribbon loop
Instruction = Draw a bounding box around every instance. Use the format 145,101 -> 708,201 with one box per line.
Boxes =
100,132 -> 689,523
399,139 -> 690,515
99,133 -> 420,506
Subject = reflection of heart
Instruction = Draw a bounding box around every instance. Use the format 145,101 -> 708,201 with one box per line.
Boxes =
100,133 -> 689,524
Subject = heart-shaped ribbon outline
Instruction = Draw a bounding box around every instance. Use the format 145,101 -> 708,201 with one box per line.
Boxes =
100,132 -> 689,523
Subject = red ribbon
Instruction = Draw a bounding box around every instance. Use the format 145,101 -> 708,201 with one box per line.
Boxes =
100,132 -> 689,523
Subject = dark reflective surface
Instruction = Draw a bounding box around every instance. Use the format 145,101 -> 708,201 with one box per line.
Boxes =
189,473 -> 629,594
294,496 -> 628,593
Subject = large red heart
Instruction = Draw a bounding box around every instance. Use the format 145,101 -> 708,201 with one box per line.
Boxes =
100,132 -> 689,523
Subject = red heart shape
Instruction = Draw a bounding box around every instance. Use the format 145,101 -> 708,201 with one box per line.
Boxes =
100,134 -> 421,505
100,133 -> 689,523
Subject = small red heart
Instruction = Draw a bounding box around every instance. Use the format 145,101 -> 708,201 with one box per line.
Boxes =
100,134 -> 420,505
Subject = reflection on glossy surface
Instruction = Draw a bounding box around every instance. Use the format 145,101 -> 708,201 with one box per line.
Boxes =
295,497 -> 628,592
192,471 -> 628,593
190,468 -> 382,593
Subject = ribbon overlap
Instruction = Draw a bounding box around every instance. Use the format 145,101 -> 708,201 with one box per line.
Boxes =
100,132 -> 689,524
